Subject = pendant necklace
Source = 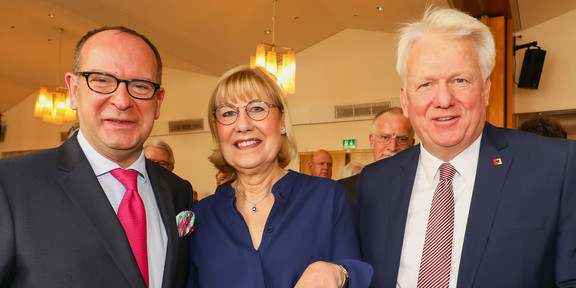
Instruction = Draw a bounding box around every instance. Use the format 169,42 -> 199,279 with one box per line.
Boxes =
234,180 -> 272,212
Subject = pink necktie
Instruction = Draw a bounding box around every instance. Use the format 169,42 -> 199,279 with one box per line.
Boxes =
110,168 -> 149,286
417,163 -> 457,288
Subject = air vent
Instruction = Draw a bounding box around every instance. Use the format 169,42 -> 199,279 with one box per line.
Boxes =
168,119 -> 204,133
334,101 -> 391,119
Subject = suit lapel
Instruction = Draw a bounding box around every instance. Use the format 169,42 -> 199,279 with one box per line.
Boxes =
56,137 -> 147,288
383,147 -> 421,285
457,123 -> 511,288
146,162 -> 178,288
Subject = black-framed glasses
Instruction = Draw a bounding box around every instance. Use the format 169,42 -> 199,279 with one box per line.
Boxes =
213,99 -> 278,125
372,133 -> 413,147
78,71 -> 160,100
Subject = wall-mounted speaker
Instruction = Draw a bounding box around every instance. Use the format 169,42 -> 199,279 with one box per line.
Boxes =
518,48 -> 547,89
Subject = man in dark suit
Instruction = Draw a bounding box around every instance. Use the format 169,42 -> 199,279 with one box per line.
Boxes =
338,107 -> 414,217
0,26 -> 193,287
357,7 -> 576,288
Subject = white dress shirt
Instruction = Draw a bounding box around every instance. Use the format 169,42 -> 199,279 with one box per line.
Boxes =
77,130 -> 167,288
397,134 -> 482,288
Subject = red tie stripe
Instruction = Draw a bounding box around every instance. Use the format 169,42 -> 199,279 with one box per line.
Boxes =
417,163 -> 456,288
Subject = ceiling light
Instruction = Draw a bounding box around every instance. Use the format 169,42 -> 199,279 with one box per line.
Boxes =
249,0 -> 296,94
34,28 -> 76,125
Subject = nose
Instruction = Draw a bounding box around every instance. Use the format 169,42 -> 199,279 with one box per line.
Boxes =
388,138 -> 399,151
434,82 -> 454,108
234,108 -> 252,133
109,82 -> 133,110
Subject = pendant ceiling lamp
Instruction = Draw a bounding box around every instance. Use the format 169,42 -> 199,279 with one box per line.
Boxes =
250,0 -> 296,94
34,28 -> 76,125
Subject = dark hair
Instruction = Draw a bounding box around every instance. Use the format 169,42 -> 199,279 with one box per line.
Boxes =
72,26 -> 163,84
518,116 -> 567,139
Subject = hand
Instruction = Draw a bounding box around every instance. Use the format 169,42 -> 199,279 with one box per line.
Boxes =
294,261 -> 347,288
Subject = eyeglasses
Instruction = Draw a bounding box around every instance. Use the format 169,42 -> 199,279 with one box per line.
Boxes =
372,133 -> 413,147
213,99 -> 278,125
152,160 -> 174,169
78,71 -> 160,100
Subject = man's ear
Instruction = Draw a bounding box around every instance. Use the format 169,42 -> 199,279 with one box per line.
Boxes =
154,87 -> 165,120
65,72 -> 79,110
400,88 -> 410,118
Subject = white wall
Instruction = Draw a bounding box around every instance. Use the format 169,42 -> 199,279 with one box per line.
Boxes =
515,9 -> 576,113
0,90 -> 68,152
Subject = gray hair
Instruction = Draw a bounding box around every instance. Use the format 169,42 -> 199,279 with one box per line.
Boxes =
340,162 -> 365,179
396,6 -> 495,84
144,139 -> 175,165
371,107 -> 406,134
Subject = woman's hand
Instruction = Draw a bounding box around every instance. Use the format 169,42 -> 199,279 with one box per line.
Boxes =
294,261 -> 347,288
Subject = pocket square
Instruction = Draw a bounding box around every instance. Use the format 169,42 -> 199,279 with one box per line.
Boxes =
176,210 -> 195,237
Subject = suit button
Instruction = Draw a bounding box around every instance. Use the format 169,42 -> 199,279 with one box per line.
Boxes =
279,192 -> 285,198
267,227 -> 274,233
273,185 -> 279,190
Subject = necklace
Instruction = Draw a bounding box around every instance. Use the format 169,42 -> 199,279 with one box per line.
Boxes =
235,180 -> 272,212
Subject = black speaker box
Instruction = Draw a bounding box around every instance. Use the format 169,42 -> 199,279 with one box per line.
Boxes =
518,48 -> 547,89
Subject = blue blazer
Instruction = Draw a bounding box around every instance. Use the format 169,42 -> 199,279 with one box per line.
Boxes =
357,123 -> 576,287
0,135 -> 193,287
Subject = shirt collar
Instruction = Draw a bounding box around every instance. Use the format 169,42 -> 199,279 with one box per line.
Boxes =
76,129 -> 148,182
419,133 -> 482,184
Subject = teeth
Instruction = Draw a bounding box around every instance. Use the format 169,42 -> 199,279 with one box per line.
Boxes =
237,140 -> 259,147
437,117 -> 453,121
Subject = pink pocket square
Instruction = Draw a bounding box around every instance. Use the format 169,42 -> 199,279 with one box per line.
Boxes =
176,210 -> 195,237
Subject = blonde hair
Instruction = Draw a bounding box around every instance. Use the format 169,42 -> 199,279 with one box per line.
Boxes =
207,66 -> 297,179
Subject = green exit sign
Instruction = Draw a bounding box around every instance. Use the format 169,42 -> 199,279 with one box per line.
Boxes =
343,139 -> 356,149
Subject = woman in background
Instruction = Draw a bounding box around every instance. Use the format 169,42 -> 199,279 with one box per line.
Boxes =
186,66 -> 372,288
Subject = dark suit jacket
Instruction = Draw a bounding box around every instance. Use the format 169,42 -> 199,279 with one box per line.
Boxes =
338,174 -> 359,223
0,135 -> 193,288
357,123 -> 576,287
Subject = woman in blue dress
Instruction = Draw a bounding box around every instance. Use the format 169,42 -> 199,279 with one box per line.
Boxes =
187,66 -> 372,288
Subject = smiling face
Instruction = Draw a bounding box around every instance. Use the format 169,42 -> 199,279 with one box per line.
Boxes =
400,34 -> 490,161
65,30 -> 164,167
215,94 -> 285,174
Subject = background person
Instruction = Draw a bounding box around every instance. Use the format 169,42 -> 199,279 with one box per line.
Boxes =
518,115 -> 568,138
340,162 -> 364,179
308,149 -> 333,178
357,7 -> 576,288
0,26 -> 193,287
187,66 -> 372,288
369,107 -> 415,161
215,170 -> 232,186
338,107 -> 415,219
144,139 -> 176,171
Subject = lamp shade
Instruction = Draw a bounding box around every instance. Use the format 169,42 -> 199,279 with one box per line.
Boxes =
255,44 -> 267,67
34,87 -> 76,124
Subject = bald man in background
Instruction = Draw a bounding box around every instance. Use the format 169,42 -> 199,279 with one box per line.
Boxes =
308,149 -> 333,179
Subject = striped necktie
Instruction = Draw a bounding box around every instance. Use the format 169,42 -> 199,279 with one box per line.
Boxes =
417,162 -> 457,288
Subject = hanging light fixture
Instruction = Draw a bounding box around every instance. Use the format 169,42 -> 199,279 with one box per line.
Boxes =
34,28 -> 76,125
250,0 -> 296,94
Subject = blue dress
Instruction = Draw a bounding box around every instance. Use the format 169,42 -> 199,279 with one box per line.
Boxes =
186,170 -> 373,288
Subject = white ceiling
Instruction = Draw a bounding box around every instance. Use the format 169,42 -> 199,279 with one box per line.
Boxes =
1,0 -> 575,114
